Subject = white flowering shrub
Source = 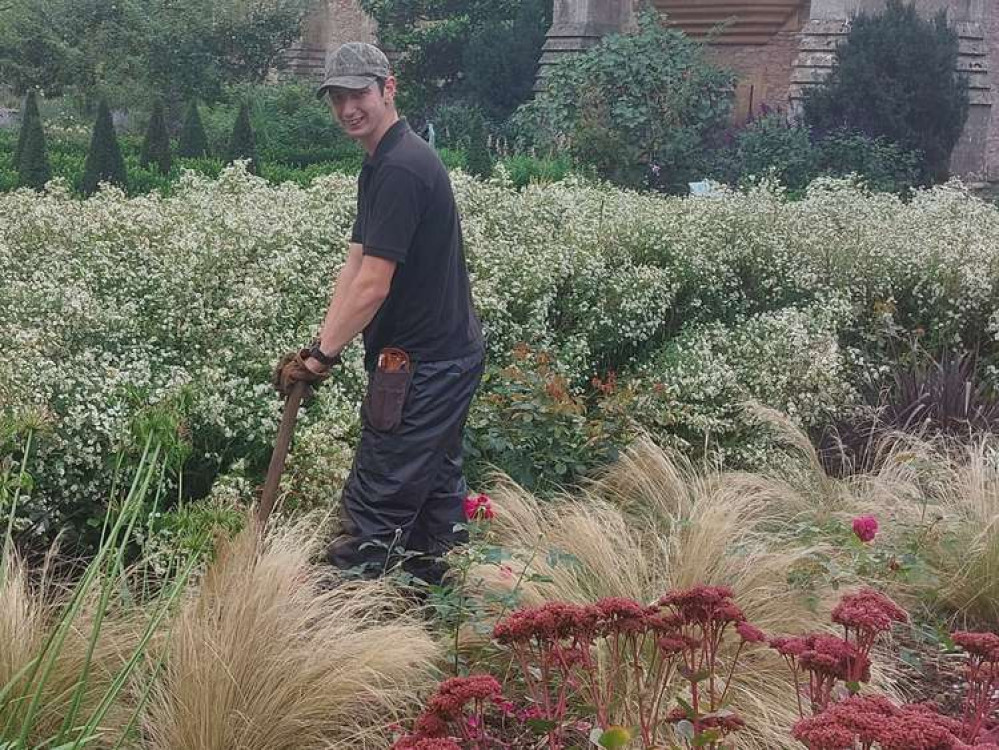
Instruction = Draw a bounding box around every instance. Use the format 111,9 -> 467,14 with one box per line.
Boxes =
2,166 -> 998,538
636,303 -> 860,466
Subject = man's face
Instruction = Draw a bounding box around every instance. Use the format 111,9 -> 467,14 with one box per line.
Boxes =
326,77 -> 396,141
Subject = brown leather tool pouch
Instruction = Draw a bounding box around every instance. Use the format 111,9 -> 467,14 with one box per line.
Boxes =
363,347 -> 412,432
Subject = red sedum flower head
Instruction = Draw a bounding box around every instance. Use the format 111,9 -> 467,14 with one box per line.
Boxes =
426,675 -> 503,719
952,631 -> 999,662
658,585 -> 745,625
777,633 -> 870,682
832,588 -> 908,635
736,621 -> 767,644
594,597 -> 650,635
493,601 -> 601,644
792,694 -> 996,750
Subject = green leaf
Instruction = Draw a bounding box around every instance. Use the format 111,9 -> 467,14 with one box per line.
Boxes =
694,729 -> 722,746
676,696 -> 695,719
528,718 -> 558,734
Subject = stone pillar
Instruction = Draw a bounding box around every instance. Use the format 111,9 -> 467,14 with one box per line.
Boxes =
282,0 -> 377,80
986,0 -> 999,181
535,0 -> 633,89
791,0 -> 993,180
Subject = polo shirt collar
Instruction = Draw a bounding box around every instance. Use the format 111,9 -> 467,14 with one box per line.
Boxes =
366,118 -> 409,165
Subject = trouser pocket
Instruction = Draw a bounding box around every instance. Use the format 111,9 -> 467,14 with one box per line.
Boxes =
363,348 -> 412,432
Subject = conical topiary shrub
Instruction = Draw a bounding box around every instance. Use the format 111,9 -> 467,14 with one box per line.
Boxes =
140,99 -> 172,175
15,89 -> 39,166
81,100 -> 127,196
226,102 -> 258,174
464,108 -> 493,179
15,90 -> 51,190
178,100 -> 207,158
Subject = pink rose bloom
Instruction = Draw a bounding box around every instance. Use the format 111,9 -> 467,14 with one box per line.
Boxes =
463,493 -> 495,521
852,515 -> 879,543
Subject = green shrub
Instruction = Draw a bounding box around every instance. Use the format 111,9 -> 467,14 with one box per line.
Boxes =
81,99 -> 127,196
226,101 -> 258,174
15,90 -> 51,190
359,0 -> 549,115
126,161 -> 175,196
178,100 -> 208,158
816,129 -> 922,195
716,113 -> 818,193
425,102 -> 488,152
463,107 -> 493,179
140,99 -> 172,175
460,0 -> 551,119
464,346 -> 634,494
803,0 -> 969,182
0,157 -> 17,192
713,115 -> 922,196
260,160 -> 357,187
214,82 -> 359,166
514,10 -> 735,192
500,154 -> 572,187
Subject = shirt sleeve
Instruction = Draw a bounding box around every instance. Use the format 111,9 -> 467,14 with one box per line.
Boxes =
360,166 -> 427,264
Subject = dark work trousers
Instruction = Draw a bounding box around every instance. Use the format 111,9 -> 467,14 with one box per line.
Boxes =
327,349 -> 485,585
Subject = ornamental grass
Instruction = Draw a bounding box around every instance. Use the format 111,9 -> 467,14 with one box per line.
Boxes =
139,515 -> 441,750
0,547 -> 140,748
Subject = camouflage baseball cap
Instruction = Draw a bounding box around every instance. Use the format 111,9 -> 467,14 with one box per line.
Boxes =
316,42 -> 390,98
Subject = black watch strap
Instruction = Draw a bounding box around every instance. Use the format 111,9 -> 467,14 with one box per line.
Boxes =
308,345 -> 341,367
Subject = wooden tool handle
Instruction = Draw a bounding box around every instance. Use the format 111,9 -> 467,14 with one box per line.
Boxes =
257,380 -> 308,526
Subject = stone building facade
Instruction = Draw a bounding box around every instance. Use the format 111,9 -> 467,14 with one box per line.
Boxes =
540,0 -> 998,181
299,0 -> 998,180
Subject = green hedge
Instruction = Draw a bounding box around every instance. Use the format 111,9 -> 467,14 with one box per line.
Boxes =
0,127 -> 570,194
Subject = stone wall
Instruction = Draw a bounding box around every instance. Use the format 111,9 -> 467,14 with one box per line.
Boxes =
283,0 -> 376,80
707,32 -> 802,121
986,0 -> 999,180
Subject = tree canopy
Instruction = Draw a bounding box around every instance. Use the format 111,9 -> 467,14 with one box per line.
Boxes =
803,0 -> 969,182
0,0 -> 316,106
359,0 -> 551,116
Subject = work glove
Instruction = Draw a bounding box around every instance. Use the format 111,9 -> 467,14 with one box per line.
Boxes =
271,348 -> 330,398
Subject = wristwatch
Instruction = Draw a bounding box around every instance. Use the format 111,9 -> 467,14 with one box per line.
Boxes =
308,343 -> 342,368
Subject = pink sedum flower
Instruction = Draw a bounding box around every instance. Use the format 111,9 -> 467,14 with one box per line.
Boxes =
852,515 -> 879,543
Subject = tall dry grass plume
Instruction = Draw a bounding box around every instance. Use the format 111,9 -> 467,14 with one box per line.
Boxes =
851,434 -> 999,625
141,514 -> 440,750
0,547 -> 138,747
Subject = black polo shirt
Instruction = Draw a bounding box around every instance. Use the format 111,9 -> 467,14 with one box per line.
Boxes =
351,119 -> 483,372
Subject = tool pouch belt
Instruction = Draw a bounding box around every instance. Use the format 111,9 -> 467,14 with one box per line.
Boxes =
363,347 -> 412,433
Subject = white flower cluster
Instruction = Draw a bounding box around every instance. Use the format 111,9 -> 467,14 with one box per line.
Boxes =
637,302 -> 860,466
2,166 -> 998,524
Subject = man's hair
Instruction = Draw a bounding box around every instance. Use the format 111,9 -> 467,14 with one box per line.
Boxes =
374,77 -> 386,95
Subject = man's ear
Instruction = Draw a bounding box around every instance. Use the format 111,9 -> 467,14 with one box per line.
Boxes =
384,75 -> 397,105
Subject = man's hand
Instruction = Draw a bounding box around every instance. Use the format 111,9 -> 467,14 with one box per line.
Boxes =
271,349 -> 330,397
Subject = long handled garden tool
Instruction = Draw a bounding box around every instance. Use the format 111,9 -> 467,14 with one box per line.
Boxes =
256,380 -> 308,526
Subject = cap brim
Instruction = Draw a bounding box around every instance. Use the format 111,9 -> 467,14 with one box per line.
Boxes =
315,75 -> 378,98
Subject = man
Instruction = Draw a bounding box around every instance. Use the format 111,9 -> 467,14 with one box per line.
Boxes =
274,42 -> 485,586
